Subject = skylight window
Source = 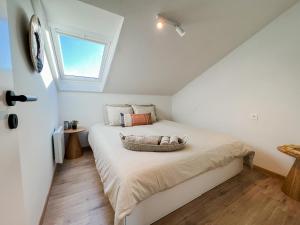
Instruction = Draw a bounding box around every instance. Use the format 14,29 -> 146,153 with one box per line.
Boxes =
59,34 -> 105,78
51,29 -> 109,80
49,19 -> 123,92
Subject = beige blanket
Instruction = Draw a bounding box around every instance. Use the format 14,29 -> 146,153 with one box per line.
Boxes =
88,120 -> 254,225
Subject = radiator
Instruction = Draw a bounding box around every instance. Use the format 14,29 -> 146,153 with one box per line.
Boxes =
53,126 -> 65,164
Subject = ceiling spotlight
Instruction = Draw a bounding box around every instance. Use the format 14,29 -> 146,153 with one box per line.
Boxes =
156,14 -> 185,37
156,21 -> 164,29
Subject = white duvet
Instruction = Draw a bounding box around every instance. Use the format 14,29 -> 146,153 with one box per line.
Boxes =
88,120 -> 254,225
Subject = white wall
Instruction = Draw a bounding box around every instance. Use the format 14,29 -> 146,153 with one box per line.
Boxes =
172,2 -> 300,176
8,1 -> 59,225
59,92 -> 172,146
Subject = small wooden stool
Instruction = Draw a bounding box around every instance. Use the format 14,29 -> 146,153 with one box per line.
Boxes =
277,145 -> 300,201
64,127 -> 86,159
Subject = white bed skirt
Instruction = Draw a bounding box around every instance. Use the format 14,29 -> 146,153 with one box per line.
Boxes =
125,158 -> 243,225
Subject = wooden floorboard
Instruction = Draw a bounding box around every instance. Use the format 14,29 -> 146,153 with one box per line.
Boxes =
42,149 -> 300,225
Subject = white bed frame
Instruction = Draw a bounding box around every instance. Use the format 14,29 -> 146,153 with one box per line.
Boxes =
124,158 -> 243,225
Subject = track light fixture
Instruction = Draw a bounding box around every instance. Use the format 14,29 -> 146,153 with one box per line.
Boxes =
156,14 -> 186,37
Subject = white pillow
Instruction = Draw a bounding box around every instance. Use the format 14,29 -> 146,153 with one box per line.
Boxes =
106,106 -> 133,126
103,104 -> 130,125
132,105 -> 157,122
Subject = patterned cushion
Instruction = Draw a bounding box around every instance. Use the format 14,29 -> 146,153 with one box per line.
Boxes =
121,113 -> 152,127
132,105 -> 157,122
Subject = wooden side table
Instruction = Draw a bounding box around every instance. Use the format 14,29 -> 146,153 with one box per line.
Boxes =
277,145 -> 300,201
64,127 -> 86,159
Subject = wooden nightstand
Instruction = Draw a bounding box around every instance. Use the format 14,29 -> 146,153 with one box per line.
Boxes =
64,127 -> 87,159
277,145 -> 300,201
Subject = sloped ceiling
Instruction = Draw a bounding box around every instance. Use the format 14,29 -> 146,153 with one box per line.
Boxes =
81,0 -> 298,95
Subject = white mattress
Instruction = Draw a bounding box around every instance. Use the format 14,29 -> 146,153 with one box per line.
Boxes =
88,120 -> 253,225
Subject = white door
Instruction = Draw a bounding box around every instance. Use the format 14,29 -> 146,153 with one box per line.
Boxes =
0,0 -> 26,225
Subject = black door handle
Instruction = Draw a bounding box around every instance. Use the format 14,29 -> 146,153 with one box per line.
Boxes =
6,90 -> 38,106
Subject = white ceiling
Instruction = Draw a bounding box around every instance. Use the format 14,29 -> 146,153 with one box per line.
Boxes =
81,0 -> 298,95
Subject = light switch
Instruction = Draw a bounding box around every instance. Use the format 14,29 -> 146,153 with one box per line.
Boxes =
250,113 -> 259,120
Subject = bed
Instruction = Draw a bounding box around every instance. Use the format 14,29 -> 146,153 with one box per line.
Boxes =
88,120 -> 254,225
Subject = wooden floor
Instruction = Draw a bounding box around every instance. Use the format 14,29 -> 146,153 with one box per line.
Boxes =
42,149 -> 300,225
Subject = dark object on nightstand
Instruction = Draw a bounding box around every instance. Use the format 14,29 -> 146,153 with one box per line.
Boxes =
64,121 -> 69,130
71,120 -> 79,129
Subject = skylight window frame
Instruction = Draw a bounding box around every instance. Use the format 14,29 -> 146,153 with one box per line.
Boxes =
51,27 -> 111,82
